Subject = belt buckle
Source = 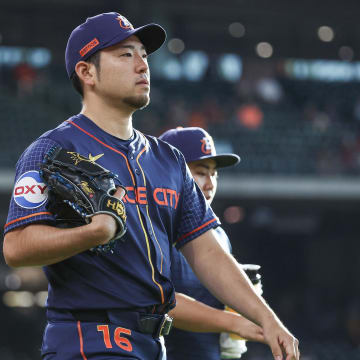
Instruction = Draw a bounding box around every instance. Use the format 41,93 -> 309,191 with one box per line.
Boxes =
156,314 -> 173,337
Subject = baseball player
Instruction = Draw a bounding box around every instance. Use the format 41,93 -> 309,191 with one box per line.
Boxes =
3,12 -> 299,360
159,127 -> 261,360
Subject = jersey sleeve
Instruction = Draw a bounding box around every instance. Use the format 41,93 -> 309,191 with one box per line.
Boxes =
4,137 -> 59,235
174,154 -> 220,249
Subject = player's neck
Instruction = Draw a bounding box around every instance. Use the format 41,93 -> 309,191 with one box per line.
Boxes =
81,99 -> 134,140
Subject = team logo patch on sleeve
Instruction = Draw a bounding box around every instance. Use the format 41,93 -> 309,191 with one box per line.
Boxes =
13,171 -> 48,209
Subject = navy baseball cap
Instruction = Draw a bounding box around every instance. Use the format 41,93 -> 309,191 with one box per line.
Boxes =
65,12 -> 166,78
159,127 -> 240,168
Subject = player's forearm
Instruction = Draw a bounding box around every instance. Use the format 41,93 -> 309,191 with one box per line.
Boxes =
3,217 -> 115,267
206,253 -> 275,327
169,292 -> 264,342
169,292 -> 239,333
181,230 -> 278,328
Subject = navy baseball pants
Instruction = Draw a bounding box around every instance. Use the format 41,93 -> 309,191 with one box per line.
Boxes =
41,309 -> 166,360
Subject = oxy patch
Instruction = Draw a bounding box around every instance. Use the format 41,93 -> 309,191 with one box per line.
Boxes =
14,171 -> 48,209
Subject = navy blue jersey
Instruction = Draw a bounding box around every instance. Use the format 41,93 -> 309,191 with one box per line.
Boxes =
4,114 -> 220,311
166,227 -> 231,360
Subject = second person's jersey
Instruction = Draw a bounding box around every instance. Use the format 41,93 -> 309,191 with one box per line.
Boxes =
166,226 -> 231,360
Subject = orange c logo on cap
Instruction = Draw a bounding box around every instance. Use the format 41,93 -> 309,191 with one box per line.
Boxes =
116,15 -> 134,30
200,137 -> 213,154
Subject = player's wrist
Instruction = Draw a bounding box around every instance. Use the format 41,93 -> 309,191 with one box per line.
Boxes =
231,313 -> 246,336
222,309 -> 241,334
260,312 -> 285,335
88,214 -> 118,245
229,312 -> 252,338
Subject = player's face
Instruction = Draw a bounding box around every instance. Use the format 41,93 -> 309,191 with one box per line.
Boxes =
188,159 -> 218,205
94,35 -> 150,110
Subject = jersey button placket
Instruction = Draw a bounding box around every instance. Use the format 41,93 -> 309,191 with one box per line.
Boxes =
128,147 -> 135,160
128,148 -> 137,173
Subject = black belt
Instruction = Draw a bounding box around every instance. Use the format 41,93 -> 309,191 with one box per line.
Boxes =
47,309 -> 173,337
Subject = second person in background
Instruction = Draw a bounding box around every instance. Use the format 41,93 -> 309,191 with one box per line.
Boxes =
160,126 -> 263,360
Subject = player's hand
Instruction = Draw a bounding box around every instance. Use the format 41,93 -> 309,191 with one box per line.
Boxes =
112,186 -> 127,200
262,316 -> 299,360
91,187 -> 126,244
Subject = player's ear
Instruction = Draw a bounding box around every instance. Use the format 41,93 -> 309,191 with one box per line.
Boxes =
75,61 -> 96,87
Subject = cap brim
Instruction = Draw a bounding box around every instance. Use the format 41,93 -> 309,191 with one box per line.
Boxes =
133,24 -> 166,54
193,153 -> 241,168
103,23 -> 166,55
104,24 -> 166,54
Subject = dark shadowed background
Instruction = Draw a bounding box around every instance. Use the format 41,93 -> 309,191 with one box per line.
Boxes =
1,1 -> 360,359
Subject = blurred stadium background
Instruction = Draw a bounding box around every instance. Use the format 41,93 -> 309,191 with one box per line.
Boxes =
1,0 -> 360,359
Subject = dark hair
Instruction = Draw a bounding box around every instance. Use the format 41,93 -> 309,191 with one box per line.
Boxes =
70,51 -> 101,97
